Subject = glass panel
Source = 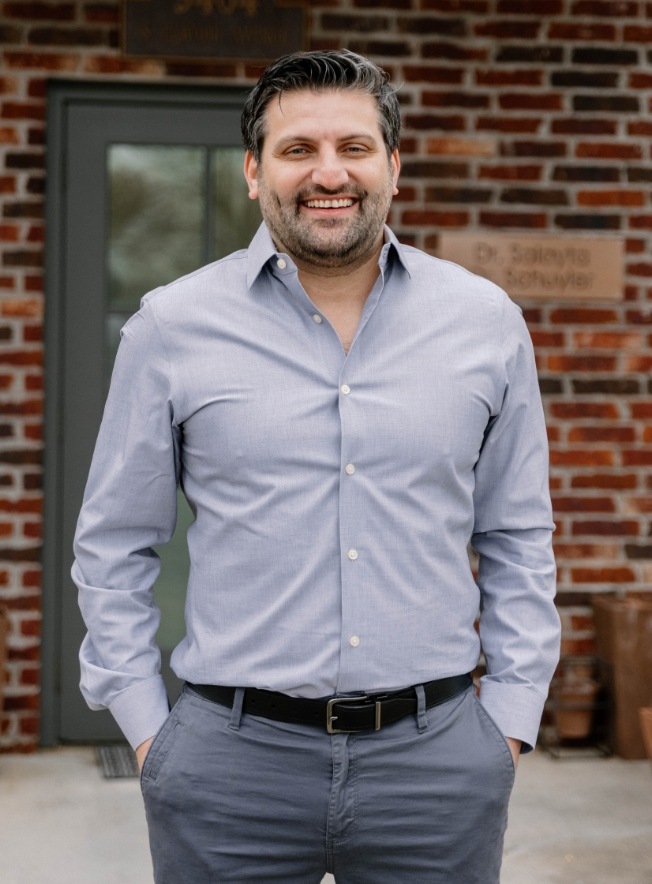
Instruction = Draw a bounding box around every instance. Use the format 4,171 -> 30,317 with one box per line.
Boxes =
211,148 -> 261,259
108,145 -> 205,312
106,144 -> 207,698
104,143 -> 260,702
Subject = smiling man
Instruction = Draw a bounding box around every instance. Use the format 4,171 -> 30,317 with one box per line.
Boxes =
73,50 -> 560,883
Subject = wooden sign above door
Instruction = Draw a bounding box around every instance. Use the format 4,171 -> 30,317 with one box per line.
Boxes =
122,0 -> 306,62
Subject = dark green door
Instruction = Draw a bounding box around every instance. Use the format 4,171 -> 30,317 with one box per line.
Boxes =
43,82 -> 260,743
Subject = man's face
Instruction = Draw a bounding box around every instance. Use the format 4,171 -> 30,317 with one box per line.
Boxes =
244,88 -> 400,272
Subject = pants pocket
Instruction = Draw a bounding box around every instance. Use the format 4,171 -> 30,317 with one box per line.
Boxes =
141,706 -> 185,785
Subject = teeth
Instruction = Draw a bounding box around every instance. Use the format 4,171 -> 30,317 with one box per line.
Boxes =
305,198 -> 354,208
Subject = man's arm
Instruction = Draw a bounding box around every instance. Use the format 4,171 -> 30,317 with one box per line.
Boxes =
72,300 -> 179,750
471,295 -> 560,754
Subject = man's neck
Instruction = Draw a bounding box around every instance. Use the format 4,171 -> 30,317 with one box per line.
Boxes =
296,252 -> 382,354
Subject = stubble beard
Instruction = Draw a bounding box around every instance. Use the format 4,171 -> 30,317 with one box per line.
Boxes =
258,177 -> 394,271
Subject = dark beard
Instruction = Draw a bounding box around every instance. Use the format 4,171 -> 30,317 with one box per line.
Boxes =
261,174 -> 391,270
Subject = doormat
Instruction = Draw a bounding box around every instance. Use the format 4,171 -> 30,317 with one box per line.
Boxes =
95,744 -> 139,779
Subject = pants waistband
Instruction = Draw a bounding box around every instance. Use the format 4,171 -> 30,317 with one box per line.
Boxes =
187,673 -> 473,734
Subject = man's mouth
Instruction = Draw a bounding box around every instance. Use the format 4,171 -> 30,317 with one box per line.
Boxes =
303,198 -> 356,209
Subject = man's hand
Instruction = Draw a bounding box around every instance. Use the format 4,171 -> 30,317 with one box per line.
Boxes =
506,737 -> 521,770
135,736 -> 155,772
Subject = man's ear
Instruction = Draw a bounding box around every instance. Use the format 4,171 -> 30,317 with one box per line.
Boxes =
391,149 -> 401,196
244,150 -> 259,200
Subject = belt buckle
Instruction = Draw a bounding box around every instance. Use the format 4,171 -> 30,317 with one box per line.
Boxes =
326,695 -> 382,734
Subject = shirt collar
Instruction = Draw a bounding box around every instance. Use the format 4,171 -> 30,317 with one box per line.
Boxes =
246,222 -> 411,290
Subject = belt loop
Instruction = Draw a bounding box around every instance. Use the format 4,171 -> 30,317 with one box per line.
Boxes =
415,684 -> 428,733
228,687 -> 245,731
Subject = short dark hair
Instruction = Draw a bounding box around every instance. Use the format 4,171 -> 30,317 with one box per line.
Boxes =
241,49 -> 401,162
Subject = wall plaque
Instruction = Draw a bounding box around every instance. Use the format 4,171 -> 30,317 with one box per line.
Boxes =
122,0 -> 306,62
438,232 -> 623,301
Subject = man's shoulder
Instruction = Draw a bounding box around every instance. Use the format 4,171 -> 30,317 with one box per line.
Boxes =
396,240 -> 516,313
141,248 -> 250,314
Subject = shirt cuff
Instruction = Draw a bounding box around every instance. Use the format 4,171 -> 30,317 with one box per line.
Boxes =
477,679 -> 548,753
108,675 -> 171,750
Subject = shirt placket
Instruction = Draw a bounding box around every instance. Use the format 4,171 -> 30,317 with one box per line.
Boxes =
336,373 -> 365,677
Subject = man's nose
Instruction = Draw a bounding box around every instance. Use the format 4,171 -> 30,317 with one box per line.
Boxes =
311,149 -> 349,190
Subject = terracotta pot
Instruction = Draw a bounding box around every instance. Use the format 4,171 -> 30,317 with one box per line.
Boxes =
555,681 -> 600,740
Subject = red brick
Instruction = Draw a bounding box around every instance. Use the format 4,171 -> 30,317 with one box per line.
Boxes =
630,73 -> 652,89
576,143 -> 643,160
577,190 -> 645,207
623,450 -> 652,466
629,121 -> 652,137
573,332 -> 644,349
478,210 -> 547,228
550,450 -> 615,467
476,116 -> 541,133
403,66 -> 465,85
475,20 -> 541,38
630,403 -> 652,419
84,4 -> 119,25
552,496 -> 616,512
0,128 -> 20,145
0,101 -> 45,121
2,3 -> 76,21
571,1 -> 638,14
478,164 -> 542,181
22,570 -> 41,588
3,51 -> 79,72
568,426 -> 636,444
549,308 -> 618,324
624,495 -> 652,513
426,137 -> 495,157
571,567 -> 637,583
475,69 -> 543,86
553,119 -> 617,136
629,215 -> 652,230
548,23 -> 616,39
547,355 -> 617,372
530,331 -> 565,347
550,402 -> 620,419
401,210 -> 450,226
624,25 -> 652,41
498,93 -> 562,111
571,521 -> 640,536
554,542 -> 619,559
0,224 -> 20,241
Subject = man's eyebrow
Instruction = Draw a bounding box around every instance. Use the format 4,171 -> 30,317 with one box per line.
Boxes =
273,132 -> 380,149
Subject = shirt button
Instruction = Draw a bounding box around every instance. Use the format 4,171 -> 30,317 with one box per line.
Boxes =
345,463 -> 356,475
276,258 -> 287,269
340,384 -> 351,395
349,635 -> 361,647
347,548 -> 358,561
312,314 -> 323,324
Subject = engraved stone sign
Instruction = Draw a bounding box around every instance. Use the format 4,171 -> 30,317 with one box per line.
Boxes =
438,232 -> 623,301
123,0 -> 306,62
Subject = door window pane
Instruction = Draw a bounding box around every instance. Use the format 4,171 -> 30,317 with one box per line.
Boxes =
104,143 -> 261,699
108,145 -> 205,312
211,147 -> 261,259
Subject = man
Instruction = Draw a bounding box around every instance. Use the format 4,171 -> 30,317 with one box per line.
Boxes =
73,49 -> 560,882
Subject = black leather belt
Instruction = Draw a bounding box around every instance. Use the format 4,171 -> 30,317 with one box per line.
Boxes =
187,673 -> 472,734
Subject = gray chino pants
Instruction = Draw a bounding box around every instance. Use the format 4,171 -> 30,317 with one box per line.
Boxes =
140,683 -> 515,883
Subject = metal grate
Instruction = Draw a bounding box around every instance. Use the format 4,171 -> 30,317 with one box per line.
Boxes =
95,744 -> 139,779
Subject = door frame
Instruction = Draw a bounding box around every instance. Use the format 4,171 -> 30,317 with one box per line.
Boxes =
42,80 -> 250,745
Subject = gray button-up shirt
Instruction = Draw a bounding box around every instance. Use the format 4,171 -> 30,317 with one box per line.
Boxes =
73,223 -> 560,751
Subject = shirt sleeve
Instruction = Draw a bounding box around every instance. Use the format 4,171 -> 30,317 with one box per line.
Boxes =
72,299 -> 180,750
471,295 -> 560,753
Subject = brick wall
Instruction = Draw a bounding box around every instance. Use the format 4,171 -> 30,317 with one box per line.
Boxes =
1,0 -> 651,750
